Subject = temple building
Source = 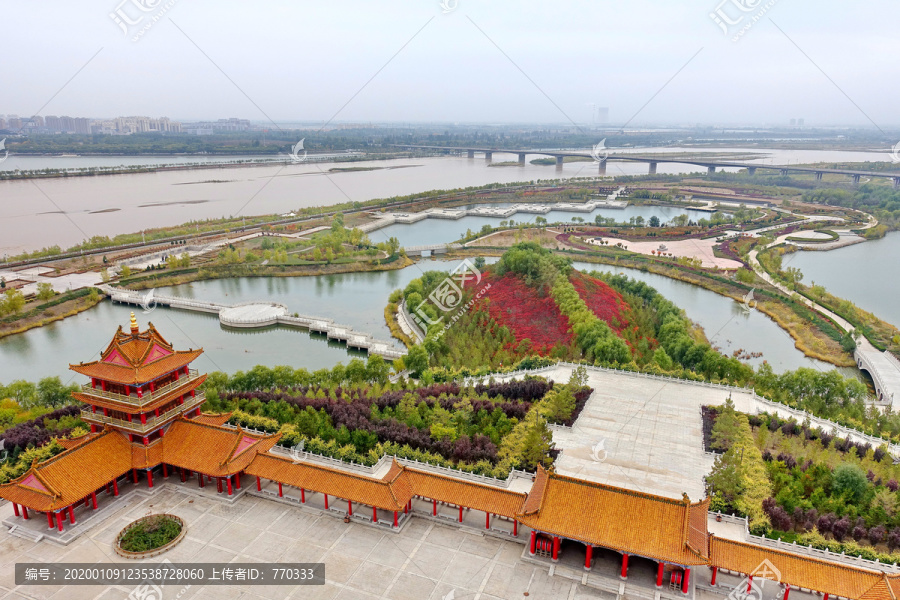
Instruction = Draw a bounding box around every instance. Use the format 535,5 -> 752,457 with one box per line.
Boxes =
1,316 -> 900,598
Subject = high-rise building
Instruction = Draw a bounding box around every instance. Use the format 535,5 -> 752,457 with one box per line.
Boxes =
74,118 -> 91,134
31,115 -> 44,128
0,118 -> 6,131
58,116 -> 76,133
7,117 -> 22,131
44,115 -> 60,131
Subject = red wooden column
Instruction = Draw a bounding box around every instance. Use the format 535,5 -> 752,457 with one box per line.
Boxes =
551,537 -> 560,562
278,482 -> 283,497
12,503 -> 18,517
485,512 -> 490,530
56,511 -> 64,532
226,477 -> 233,496
113,479 -> 119,496
747,576 -> 753,593
132,469 -> 138,483
301,488 -> 305,503
621,554 -> 629,579
432,499 -> 437,516
47,512 -> 54,529
393,511 -> 399,528
347,500 -> 353,516
783,586 -> 791,600
458,506 -> 463,523
372,507 -> 378,523
67,505 -> 75,525
91,492 -> 97,510
823,594 -> 829,600
162,464 -> 168,478
513,520 -> 518,536
324,494 -> 329,509
710,566 -> 717,586
529,531 -> 537,555
584,545 -> 593,570
216,478 -> 223,493
199,474 -> 205,488
682,568 -> 691,594
147,470 -> 153,488
256,477 -> 262,491
21,506 -> 28,520
657,562 -> 666,587
405,500 -> 410,514
235,473 -> 241,489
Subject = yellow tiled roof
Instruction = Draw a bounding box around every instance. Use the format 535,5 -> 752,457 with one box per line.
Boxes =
69,322 -> 203,385
162,418 -> 280,476
0,430 -> 132,511
710,536 -> 884,599
246,454 -> 411,511
515,467 -> 708,565
404,467 -> 526,518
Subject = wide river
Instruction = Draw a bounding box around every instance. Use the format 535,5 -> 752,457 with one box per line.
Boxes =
0,257 -> 839,383
0,146 -> 890,256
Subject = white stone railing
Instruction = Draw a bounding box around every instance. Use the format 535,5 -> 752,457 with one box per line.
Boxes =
234,425 -> 532,489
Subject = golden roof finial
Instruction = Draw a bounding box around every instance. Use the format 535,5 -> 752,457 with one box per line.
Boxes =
130,311 -> 139,335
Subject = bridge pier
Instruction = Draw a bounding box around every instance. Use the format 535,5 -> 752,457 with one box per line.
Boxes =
484,151 -> 492,163
467,150 -> 475,159
852,174 -> 861,185
707,166 -> 715,175
815,171 -> 823,181
555,156 -> 564,168
781,169 -> 789,177
598,158 -> 607,175
648,162 -> 657,175
893,177 -> 900,189
747,167 -> 756,176
518,153 -> 526,165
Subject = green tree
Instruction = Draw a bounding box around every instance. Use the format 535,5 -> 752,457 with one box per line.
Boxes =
37,377 -> 76,408
649,216 -> 660,227
2,289 -> 25,315
520,411 -> 552,469
833,464 -> 868,503
405,345 -> 429,377
365,355 -> 390,384
120,265 -> 132,278
36,282 -> 55,301
345,358 -> 368,384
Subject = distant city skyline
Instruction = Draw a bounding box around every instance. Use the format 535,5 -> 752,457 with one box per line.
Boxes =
2,1 -> 898,128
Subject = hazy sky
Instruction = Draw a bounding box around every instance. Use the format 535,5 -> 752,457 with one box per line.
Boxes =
2,0 -> 898,127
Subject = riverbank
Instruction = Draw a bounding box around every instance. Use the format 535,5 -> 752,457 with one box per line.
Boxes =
0,289 -> 103,340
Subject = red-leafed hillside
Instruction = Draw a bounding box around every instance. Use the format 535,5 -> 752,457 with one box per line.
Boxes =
570,273 -> 629,332
478,273 -> 573,354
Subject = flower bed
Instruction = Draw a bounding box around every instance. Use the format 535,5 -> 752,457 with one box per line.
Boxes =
115,514 -> 185,558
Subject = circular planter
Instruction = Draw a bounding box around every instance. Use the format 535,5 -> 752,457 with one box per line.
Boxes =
114,513 -> 186,559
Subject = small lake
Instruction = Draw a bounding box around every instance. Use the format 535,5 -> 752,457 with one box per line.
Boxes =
0,256 -> 839,383
376,205 -> 713,247
787,232 -> 900,330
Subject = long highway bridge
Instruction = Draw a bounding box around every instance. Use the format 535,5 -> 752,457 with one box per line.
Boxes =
395,144 -> 900,186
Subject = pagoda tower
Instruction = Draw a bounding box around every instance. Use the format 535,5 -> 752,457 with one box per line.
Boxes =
70,312 -> 207,445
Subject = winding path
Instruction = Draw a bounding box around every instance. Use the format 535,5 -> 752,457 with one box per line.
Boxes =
746,215 -> 900,408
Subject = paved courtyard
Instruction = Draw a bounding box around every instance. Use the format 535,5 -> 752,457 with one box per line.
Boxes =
501,366 -> 752,500
0,487 -> 611,600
